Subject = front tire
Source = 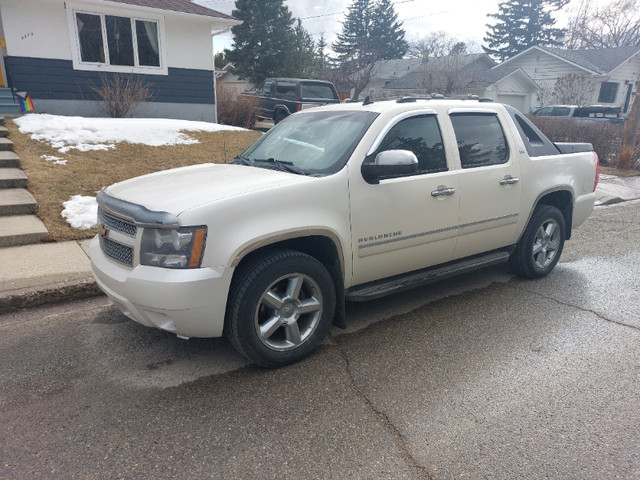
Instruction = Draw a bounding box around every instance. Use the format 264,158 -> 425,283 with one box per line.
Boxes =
226,250 -> 336,368
510,205 -> 566,279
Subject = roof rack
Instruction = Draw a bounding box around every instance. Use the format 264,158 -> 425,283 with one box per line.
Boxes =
396,94 -> 494,104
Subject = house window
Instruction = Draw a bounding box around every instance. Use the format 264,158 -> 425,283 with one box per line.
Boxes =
74,11 -> 162,71
598,82 -> 619,103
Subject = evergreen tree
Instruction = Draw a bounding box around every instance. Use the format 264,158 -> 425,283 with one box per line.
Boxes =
287,19 -> 317,78
372,0 -> 409,60
483,0 -> 568,61
333,0 -> 408,98
227,0 -> 295,85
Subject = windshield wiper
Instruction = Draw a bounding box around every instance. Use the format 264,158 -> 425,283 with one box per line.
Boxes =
230,155 -> 255,166
253,158 -> 308,175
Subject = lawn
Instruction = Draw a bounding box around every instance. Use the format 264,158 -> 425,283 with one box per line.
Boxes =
6,119 -> 262,242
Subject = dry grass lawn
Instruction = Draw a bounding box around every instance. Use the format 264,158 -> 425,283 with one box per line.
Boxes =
6,120 -> 261,242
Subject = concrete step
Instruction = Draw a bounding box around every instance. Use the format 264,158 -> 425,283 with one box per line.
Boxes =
0,151 -> 20,168
0,168 -> 28,188
0,137 -> 14,151
0,215 -> 49,247
0,188 -> 37,215
0,126 -> 8,137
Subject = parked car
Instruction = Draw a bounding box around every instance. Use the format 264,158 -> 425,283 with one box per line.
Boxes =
245,78 -> 340,124
532,104 -> 624,124
91,98 -> 599,368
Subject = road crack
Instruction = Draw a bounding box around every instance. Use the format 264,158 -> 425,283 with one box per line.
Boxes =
530,290 -> 640,332
334,341 -> 435,480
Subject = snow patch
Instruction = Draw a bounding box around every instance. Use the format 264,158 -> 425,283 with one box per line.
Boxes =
61,195 -> 98,230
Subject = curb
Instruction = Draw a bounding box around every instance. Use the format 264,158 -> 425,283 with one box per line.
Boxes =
0,276 -> 103,314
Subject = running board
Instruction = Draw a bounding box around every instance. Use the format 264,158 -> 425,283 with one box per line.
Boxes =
345,250 -> 512,302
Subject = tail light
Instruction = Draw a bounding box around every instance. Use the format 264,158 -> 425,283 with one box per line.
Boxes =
593,151 -> 600,192
295,102 -> 302,112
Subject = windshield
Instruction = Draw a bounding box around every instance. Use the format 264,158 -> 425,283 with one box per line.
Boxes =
238,110 -> 378,175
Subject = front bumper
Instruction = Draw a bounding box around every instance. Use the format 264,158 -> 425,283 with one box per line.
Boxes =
90,236 -> 232,338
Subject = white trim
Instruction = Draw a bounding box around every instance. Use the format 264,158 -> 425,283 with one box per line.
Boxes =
66,2 -> 168,75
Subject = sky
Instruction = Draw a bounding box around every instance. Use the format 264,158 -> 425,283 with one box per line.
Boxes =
13,114 -> 246,229
196,0 -> 585,54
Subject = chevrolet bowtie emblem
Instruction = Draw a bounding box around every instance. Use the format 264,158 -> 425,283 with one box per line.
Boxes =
98,223 -> 108,238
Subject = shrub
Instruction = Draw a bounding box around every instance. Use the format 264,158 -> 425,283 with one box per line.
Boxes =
216,83 -> 257,129
88,73 -> 153,118
528,116 -> 640,168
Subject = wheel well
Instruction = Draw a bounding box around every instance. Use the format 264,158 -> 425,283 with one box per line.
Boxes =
536,190 -> 574,239
230,235 -> 346,327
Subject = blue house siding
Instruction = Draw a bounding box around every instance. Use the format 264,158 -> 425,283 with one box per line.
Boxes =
5,57 -> 215,104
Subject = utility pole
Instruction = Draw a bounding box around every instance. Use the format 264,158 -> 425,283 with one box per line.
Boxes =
617,79 -> 640,170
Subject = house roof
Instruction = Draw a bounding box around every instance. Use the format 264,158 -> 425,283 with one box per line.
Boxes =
105,0 -> 237,20
383,53 -> 496,90
499,46 -> 640,75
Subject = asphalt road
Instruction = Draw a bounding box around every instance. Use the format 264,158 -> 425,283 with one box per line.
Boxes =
1,200 -> 639,480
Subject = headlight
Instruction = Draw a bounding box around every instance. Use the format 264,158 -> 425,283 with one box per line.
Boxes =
140,226 -> 207,268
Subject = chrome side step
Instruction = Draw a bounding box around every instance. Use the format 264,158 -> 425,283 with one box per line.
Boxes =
345,250 -> 512,302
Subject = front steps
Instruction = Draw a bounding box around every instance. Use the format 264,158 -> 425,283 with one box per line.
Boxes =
0,117 -> 49,247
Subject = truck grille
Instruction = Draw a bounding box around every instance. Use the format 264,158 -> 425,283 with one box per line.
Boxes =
98,208 -> 137,237
99,235 -> 134,267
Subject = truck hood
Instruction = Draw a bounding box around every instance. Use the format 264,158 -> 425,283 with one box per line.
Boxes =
104,163 -> 310,215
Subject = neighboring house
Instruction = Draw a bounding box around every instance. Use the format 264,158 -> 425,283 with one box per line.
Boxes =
375,53 -> 539,113
0,0 -> 240,121
496,46 -> 640,113
215,62 -> 249,97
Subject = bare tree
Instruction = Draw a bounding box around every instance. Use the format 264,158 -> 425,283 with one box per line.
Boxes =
550,73 -> 594,105
408,31 -> 480,59
565,0 -> 640,49
415,55 -> 484,95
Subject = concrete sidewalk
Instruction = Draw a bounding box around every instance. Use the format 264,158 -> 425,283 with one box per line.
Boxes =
0,174 -> 638,314
0,239 -> 100,312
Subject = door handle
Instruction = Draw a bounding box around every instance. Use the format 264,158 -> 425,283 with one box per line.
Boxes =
500,176 -> 519,185
431,187 -> 455,197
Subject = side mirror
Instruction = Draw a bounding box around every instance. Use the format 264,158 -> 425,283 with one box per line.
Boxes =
361,149 -> 419,184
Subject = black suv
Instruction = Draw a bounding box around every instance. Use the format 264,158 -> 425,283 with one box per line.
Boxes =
251,78 -> 340,124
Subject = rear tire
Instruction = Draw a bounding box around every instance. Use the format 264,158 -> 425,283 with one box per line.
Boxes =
226,250 -> 336,368
274,110 -> 287,124
510,205 -> 565,278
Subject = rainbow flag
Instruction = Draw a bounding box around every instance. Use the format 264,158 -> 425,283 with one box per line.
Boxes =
16,91 -> 35,112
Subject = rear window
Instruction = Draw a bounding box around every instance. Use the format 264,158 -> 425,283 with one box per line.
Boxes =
301,82 -> 337,100
450,113 -> 509,168
274,82 -> 297,99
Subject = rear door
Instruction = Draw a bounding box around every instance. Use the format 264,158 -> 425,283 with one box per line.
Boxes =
448,109 -> 523,259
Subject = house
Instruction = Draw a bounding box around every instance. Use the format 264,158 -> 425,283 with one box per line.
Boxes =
374,53 -> 539,113
0,0 -> 240,121
495,46 -> 640,113
215,62 -> 249,97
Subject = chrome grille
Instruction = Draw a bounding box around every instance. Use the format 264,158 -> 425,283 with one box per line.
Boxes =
99,235 -> 134,267
98,208 -> 137,237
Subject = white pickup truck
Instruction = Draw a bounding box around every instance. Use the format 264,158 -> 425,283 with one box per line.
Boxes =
90,98 -> 599,367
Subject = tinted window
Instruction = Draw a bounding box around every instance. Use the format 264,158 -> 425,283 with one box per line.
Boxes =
450,113 -> 508,168
376,115 -> 446,174
301,83 -> 337,100
275,82 -> 297,99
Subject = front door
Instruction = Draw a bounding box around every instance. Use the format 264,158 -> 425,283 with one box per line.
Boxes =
349,113 -> 460,286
